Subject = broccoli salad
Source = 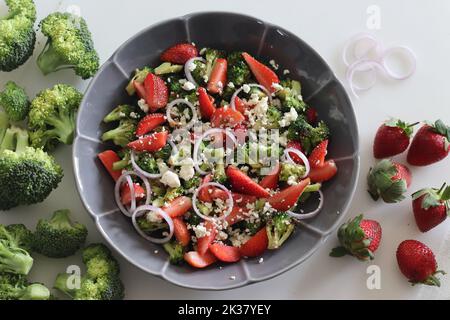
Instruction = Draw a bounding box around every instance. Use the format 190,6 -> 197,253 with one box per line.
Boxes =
98,43 -> 338,268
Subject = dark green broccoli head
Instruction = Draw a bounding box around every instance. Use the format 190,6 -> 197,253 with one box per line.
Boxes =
5,224 -> 33,251
0,81 -> 30,121
101,118 -> 137,147
0,226 -> 33,275
37,12 -> 99,79
287,116 -> 329,154
266,213 -> 295,249
163,241 -> 184,265
74,275 -> 124,300
277,79 -> 307,112
82,243 -> 112,263
85,256 -> 120,279
28,84 -> 83,150
33,209 -> 87,258
227,51 -> 252,86
153,144 -> 172,161
190,60 -> 207,86
135,152 -> 158,173
0,0 -> 36,72
182,176 -> 201,189
136,215 -> 168,233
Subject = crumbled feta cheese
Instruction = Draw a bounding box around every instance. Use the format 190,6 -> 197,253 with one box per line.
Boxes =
269,59 -> 279,70
258,258 -> 264,264
287,175 -> 299,186
182,81 -> 196,91
157,159 -> 169,175
283,69 -> 290,75
229,276 -> 236,281
271,82 -> 283,92
242,84 -> 251,93
146,211 -> 163,223
203,75 -> 209,83
129,112 -> 139,119
200,48 -> 207,55
193,224 -> 210,238
154,250 -> 159,254
160,170 -> 181,188
178,79 -> 187,84
227,82 -> 235,89
188,61 -> 197,72
279,108 -> 299,127
179,163 -> 195,181
138,99 -> 149,113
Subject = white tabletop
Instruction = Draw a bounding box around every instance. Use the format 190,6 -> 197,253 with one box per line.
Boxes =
1,0 -> 450,300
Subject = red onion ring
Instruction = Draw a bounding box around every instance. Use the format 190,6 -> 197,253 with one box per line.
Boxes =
345,59 -> 385,98
342,33 -> 384,69
185,57 -> 206,87
166,99 -> 197,130
193,128 -> 238,176
381,46 -> 417,80
192,182 -> 233,221
230,84 -> 273,111
114,171 -> 151,217
287,190 -> 324,220
283,148 -> 310,178
131,205 -> 174,244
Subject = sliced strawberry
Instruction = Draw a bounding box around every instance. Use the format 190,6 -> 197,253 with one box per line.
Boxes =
98,150 -> 122,181
233,122 -> 248,145
198,174 -> 215,203
232,193 -> 257,207
268,178 -> 310,211
234,96 -> 248,115
224,207 -> 251,226
242,52 -> 280,93
127,131 -> 168,152
226,165 -> 270,198
184,250 -> 217,268
197,221 -> 217,256
161,196 -> 192,218
207,58 -> 227,94
239,228 -> 268,258
306,107 -> 318,124
308,140 -> 328,169
286,141 -> 304,164
173,217 -> 190,246
133,81 -> 146,100
309,160 -> 338,183
160,43 -> 198,65
135,113 -> 166,136
209,243 -> 241,263
143,73 -> 168,112
259,163 -> 281,189
211,106 -> 245,129
120,183 -> 145,205
197,87 -> 216,120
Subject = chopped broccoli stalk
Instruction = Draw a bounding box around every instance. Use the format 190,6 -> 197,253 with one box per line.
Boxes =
33,209 -> 88,258
154,62 -> 183,75
213,163 -> 227,184
0,112 -> 8,143
0,81 -> 30,121
277,79 -> 307,112
266,213 -> 295,249
163,241 -> 184,265
0,0 -> 37,72
136,216 -> 167,233
5,224 -> 33,252
53,273 -> 77,299
227,51 -> 252,86
103,105 -> 140,123
0,225 -> 33,275
101,119 -> 137,147
287,116 -> 329,154
28,84 -> 83,150
0,273 -> 50,300
279,163 -> 306,182
37,12 -> 99,79
304,183 -> 321,193
112,151 -> 131,171
19,283 -> 50,300
126,67 -> 153,95
0,126 -> 63,210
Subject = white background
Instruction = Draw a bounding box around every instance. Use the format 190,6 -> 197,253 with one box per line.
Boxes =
1,0 -> 450,299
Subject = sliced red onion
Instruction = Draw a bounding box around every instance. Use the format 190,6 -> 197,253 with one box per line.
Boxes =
131,151 -> 162,179
287,190 -> 323,220
184,57 -> 206,87
114,171 -> 151,217
166,99 -> 197,130
192,182 -> 233,221
283,148 -> 310,178
230,84 -> 273,111
342,33 -> 384,69
193,128 -> 238,175
131,205 -> 174,244
345,59 -> 384,98
381,46 -> 416,80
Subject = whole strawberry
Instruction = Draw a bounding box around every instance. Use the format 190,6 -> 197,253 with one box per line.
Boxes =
412,183 -> 450,232
396,240 -> 445,286
367,159 -> 412,203
330,214 -> 382,261
373,118 -> 417,159
407,120 -> 450,166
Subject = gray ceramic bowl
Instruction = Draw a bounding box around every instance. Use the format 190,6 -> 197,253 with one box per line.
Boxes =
73,12 -> 359,290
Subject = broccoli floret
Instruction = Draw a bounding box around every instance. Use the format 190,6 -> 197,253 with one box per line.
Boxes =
279,163 -> 306,183
136,215 -> 167,233
266,213 -> 295,249
135,152 -> 158,173
154,62 -> 183,75
53,273 -> 77,299
213,163 -> 227,184
101,119 -> 137,147
112,149 -> 131,171
0,225 -> 33,275
0,273 -> 50,300
33,209 -> 88,258
28,84 -> 83,150
227,51 -> 252,86
126,66 -> 153,95
186,212 -> 201,227
82,243 -> 111,263
276,79 -> 307,112
183,176 -> 201,189
153,144 -> 172,161
5,224 -> 33,252
190,60 -> 207,85
287,116 -> 329,154
103,105 -> 141,123
258,106 -> 281,129
164,187 -> 184,202
85,256 -> 120,279
0,126 -> 63,210
37,12 -> 99,79
0,81 -> 30,121
163,241 -> 184,265
0,0 -> 36,72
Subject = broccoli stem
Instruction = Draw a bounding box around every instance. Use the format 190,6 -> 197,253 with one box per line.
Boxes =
0,112 -> 8,144
0,240 -> 34,275
46,114 -> 75,145
19,283 -> 50,300
49,210 -> 73,229
304,183 -> 322,193
15,128 -> 29,154
37,41 -> 69,75
0,128 -> 16,152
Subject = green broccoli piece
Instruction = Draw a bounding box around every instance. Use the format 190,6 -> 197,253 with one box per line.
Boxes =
126,66 -> 153,95
276,79 -> 307,112
213,163 -> 227,184
190,60 -> 207,85
0,273 -> 50,300
28,84 -> 83,150
136,215 -> 168,233
227,51 -> 252,86
0,225 -> 33,275
183,176 -> 201,189
135,152 -> 158,173
0,81 -> 30,121
101,119 -> 137,147
103,105 -> 141,123
33,209 -> 88,258
0,112 -> 8,143
163,241 -> 184,265
0,0 -> 36,72
112,149 -> 131,171
5,224 -> 33,252
153,144 -> 172,161
0,126 -> 63,210
154,62 -> 183,75
37,12 -> 99,79
287,116 -> 329,154
164,187 -> 184,202
53,273 -> 77,299
266,213 -> 295,249
82,243 -> 111,263
255,106 -> 281,129
85,256 -> 120,279
279,163 -> 306,183
186,212 -> 201,227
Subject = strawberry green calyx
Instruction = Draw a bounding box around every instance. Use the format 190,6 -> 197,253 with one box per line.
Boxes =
330,215 -> 374,261
367,159 -> 408,203
431,119 -> 450,151
412,183 -> 450,213
384,118 -> 418,137
413,270 -> 446,287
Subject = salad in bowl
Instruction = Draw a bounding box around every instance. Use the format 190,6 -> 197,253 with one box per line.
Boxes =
97,42 -> 338,269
